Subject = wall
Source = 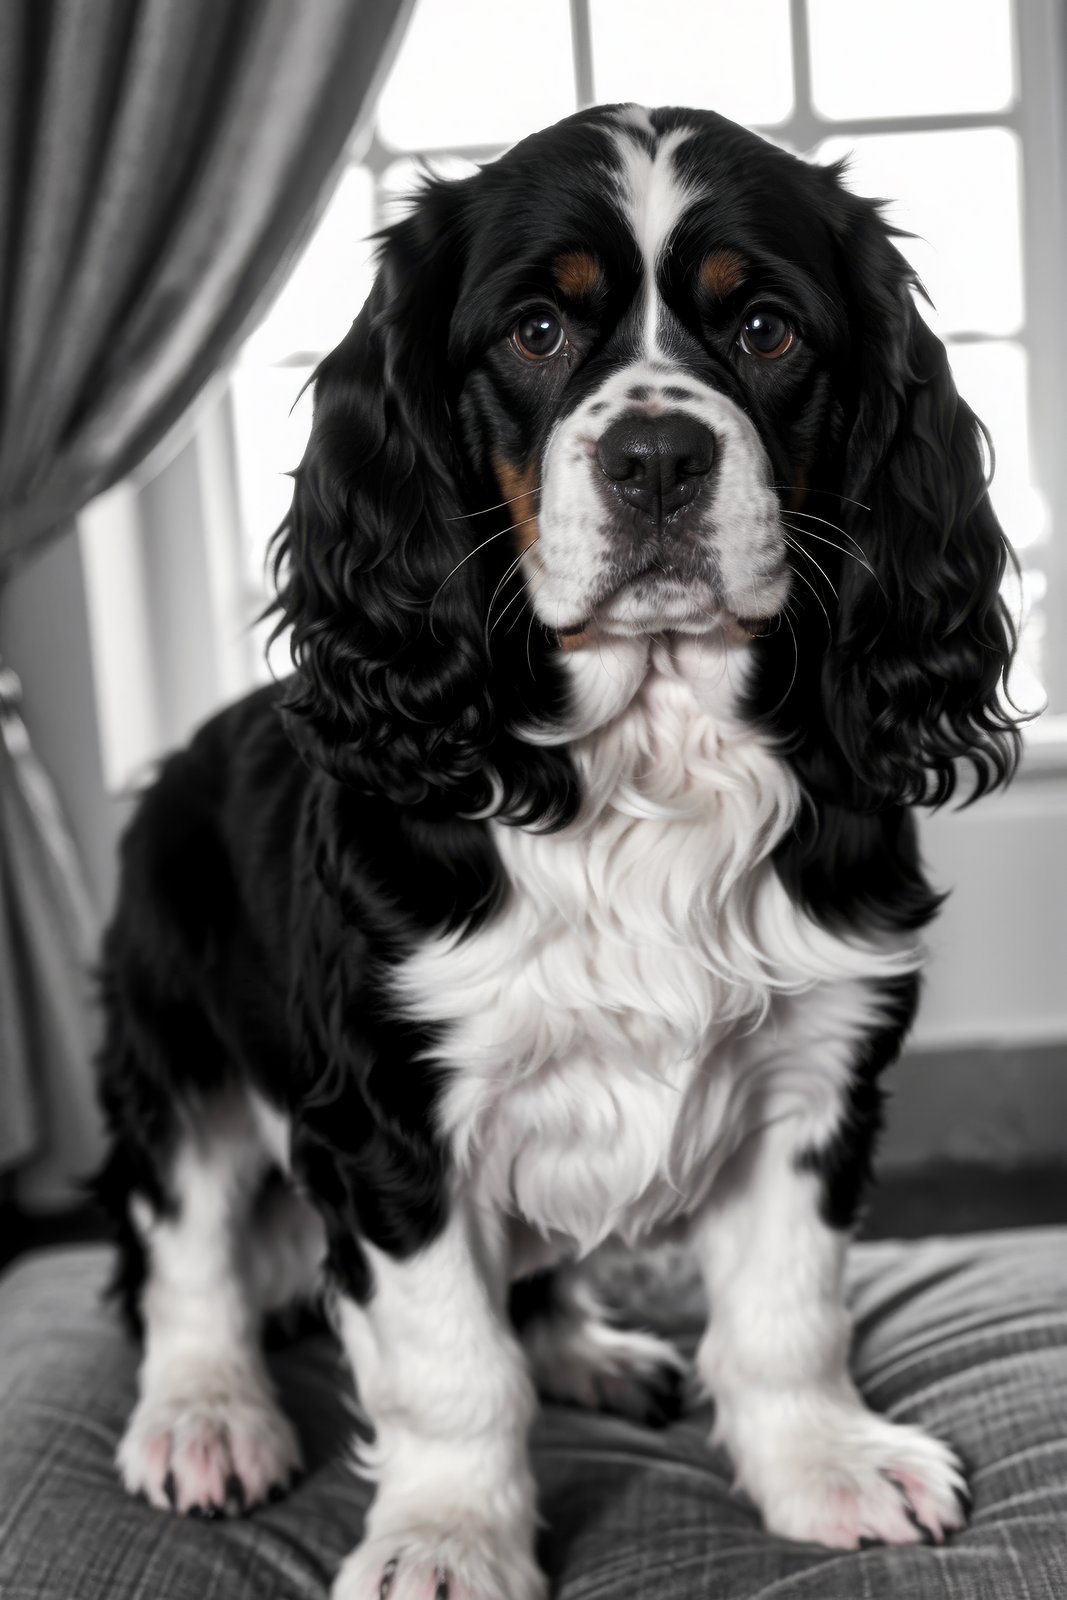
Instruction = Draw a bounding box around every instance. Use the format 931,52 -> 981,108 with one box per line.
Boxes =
915,769 -> 1067,1050
881,769 -> 1067,1168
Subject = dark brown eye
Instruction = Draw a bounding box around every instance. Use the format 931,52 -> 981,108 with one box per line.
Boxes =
512,308 -> 566,361
739,308 -> 794,359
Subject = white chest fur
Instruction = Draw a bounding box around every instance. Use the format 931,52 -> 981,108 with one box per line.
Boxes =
395,637 -> 918,1255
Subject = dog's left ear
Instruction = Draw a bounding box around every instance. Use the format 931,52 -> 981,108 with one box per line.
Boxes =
825,198 -> 1023,806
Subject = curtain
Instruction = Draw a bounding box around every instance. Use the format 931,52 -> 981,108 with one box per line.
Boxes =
0,666 -> 102,1205
0,0 -> 414,1198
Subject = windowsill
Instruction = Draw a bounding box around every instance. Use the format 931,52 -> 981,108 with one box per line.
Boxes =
1020,711 -> 1067,776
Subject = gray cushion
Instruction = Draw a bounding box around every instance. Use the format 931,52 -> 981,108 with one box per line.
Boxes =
1,1230 -> 1066,1598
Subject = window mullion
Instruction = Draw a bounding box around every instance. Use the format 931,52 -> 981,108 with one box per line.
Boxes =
1014,0 -> 1067,711
570,0 -> 596,108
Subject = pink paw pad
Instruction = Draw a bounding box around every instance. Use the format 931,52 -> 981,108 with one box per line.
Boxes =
377,1558 -> 473,1600
118,1393 -> 302,1517
887,1468 -> 971,1543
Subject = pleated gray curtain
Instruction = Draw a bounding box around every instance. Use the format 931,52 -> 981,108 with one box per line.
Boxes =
0,668 -> 100,1194
0,0 -> 413,1193
0,0 -> 413,564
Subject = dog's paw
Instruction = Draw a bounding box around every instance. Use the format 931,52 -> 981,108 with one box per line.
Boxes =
332,1522 -> 547,1600
525,1315 -> 688,1427
117,1377 -> 302,1516
728,1398 -> 969,1548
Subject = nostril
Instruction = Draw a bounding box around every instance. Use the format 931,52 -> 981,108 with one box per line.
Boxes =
595,420 -> 644,483
677,446 -> 714,478
595,411 -> 717,495
671,416 -> 717,479
598,448 -> 643,482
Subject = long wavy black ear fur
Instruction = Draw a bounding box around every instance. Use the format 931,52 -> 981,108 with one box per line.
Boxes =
825,199 -> 1024,807
270,180 -> 573,824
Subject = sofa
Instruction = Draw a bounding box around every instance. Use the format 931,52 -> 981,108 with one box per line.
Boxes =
1,1229 -> 1066,1598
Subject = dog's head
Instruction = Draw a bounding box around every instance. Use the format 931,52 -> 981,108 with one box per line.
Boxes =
275,104 -> 1020,817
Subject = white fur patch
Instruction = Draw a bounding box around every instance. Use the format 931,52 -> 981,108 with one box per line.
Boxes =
118,1093 -> 304,1513
397,636 -> 920,1257
694,1124 -> 967,1547
532,358 -> 787,634
333,1203 -> 543,1599
609,110 -> 697,357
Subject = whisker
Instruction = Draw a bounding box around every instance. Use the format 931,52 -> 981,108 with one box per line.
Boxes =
781,515 -> 885,597
495,513 -> 541,539
488,575 -> 534,644
504,549 -> 545,643
781,607 -> 800,706
772,484 -> 871,513
484,552 -> 527,630
783,555 -> 833,643
430,526 -> 514,632
484,543 -> 539,646
504,592 -> 536,640
763,603 -> 800,721
781,531 -> 840,602
444,488 -> 542,523
779,506 -> 876,567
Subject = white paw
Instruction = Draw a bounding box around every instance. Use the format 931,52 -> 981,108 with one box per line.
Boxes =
332,1522 -> 547,1600
117,1372 -> 302,1515
524,1315 -> 688,1426
725,1394 -> 970,1549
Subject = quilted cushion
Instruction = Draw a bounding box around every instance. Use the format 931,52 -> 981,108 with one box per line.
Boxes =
1,1230 -> 1066,1598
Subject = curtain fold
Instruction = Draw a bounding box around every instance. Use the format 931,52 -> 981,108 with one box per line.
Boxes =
0,0 -> 413,567
0,0 -> 413,1192
0,663 -> 102,1203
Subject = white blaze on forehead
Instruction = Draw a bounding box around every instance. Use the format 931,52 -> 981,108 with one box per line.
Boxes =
609,109 -> 699,357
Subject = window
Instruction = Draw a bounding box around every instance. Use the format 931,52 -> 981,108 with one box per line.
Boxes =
231,0 -> 1063,715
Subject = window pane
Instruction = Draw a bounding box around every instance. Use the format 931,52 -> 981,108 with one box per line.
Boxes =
809,0 -> 1014,120
1003,563 -> 1047,716
379,156 -> 480,227
377,0 -> 575,150
590,0 -> 793,125
817,129 -> 1022,336
947,341 -> 1048,711
240,168 -> 375,367
230,366 -> 313,581
948,341 -> 1045,551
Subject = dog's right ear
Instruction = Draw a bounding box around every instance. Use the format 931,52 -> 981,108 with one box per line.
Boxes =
821,194 -> 1024,807
273,178 -> 507,812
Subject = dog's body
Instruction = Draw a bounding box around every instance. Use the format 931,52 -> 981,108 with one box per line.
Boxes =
98,105 -> 1018,1598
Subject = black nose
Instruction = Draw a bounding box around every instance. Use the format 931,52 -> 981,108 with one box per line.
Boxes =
595,412 -> 717,522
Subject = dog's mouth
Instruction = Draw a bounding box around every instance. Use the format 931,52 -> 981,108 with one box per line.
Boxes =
732,613 -> 781,638
537,542 -> 791,650
555,608 -> 780,651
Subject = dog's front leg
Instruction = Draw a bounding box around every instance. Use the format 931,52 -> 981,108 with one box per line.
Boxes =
331,1195 -> 545,1600
692,1118 -> 969,1549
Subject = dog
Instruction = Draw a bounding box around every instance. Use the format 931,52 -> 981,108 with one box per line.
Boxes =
97,104 -> 1020,1598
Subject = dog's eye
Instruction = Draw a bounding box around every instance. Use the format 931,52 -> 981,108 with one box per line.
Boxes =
739,309 -> 794,360
512,309 -> 566,361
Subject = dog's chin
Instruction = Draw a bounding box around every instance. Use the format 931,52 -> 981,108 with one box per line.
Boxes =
552,573 -> 782,648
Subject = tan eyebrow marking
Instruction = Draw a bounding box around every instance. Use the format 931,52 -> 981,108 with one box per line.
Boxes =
699,248 -> 747,298
492,456 -> 541,554
553,251 -> 605,299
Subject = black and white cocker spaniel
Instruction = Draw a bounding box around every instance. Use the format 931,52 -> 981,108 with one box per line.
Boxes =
97,105 -> 1020,1598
